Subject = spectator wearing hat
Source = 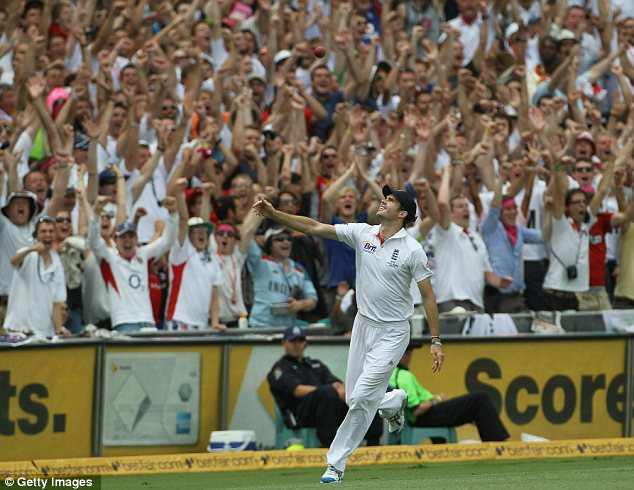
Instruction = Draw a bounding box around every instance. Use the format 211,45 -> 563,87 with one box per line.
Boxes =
275,191 -> 329,322
389,343 -> 509,441
432,167 -> 513,313
247,73 -> 268,108
574,131 -> 596,163
73,134 -> 90,166
247,227 -> 318,328
0,191 -> 38,324
88,196 -> 178,332
166,215 -> 224,330
4,215 -> 70,338
268,326 -> 382,448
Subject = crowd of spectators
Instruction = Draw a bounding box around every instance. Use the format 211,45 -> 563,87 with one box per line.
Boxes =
1,0 -> 634,337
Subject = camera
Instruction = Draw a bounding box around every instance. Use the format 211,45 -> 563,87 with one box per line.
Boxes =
566,265 -> 578,281
290,286 -> 303,300
271,303 -> 290,316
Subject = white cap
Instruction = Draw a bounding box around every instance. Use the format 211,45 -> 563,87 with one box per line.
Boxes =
273,50 -> 292,64
558,29 -> 577,42
505,23 -> 519,40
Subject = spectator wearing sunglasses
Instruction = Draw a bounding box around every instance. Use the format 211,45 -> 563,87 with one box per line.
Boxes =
431,168 -> 512,313
213,210 -> 263,327
247,226 -> 317,328
4,216 -> 70,337
53,210 -> 88,333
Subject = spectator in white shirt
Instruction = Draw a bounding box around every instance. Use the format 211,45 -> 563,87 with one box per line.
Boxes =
0,191 -> 38,324
4,216 -> 70,338
166,214 -> 224,330
88,196 -> 178,332
432,165 -> 512,313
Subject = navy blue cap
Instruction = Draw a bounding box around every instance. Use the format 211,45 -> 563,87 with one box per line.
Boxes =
99,170 -> 117,185
283,326 -> 306,341
382,185 -> 417,224
74,134 -> 90,151
115,221 -> 136,237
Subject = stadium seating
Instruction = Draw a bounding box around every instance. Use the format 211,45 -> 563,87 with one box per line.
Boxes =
273,405 -> 320,450
402,425 -> 457,445
390,424 -> 457,445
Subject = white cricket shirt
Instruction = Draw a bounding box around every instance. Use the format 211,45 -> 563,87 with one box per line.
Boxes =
87,213 -> 178,327
4,249 -> 66,336
335,223 -> 432,324
167,239 -> 223,327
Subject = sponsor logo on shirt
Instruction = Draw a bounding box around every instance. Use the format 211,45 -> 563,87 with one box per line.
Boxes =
128,274 -> 142,289
589,234 -> 603,245
363,241 -> 377,254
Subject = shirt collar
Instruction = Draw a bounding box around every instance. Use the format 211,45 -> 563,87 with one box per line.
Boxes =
373,225 -> 407,243
461,13 -> 479,26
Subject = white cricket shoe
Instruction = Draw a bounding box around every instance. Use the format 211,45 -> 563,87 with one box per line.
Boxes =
320,465 -> 344,484
379,389 -> 408,434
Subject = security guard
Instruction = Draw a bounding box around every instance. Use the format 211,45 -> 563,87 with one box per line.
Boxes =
267,326 -> 381,447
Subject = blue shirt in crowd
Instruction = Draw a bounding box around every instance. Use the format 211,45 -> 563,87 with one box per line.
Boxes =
247,242 -> 318,328
481,206 -> 542,293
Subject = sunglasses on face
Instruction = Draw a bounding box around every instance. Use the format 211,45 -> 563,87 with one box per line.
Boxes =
216,230 -> 235,238
56,217 -> 72,223
574,167 -> 593,173
280,199 -> 298,206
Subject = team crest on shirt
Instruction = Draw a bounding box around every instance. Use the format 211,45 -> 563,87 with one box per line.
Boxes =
362,240 -> 377,254
273,368 -> 282,380
387,249 -> 400,268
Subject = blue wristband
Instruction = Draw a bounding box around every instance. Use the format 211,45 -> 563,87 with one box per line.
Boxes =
432,341 -> 443,345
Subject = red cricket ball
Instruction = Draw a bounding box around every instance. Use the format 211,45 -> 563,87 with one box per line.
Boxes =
314,46 -> 326,58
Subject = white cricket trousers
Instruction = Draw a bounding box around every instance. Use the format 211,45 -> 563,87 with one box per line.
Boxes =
326,313 -> 410,471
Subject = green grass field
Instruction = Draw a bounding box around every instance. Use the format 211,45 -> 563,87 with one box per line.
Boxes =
100,457 -> 634,489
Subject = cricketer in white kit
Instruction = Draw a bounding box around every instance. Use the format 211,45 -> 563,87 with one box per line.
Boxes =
253,185 -> 444,484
